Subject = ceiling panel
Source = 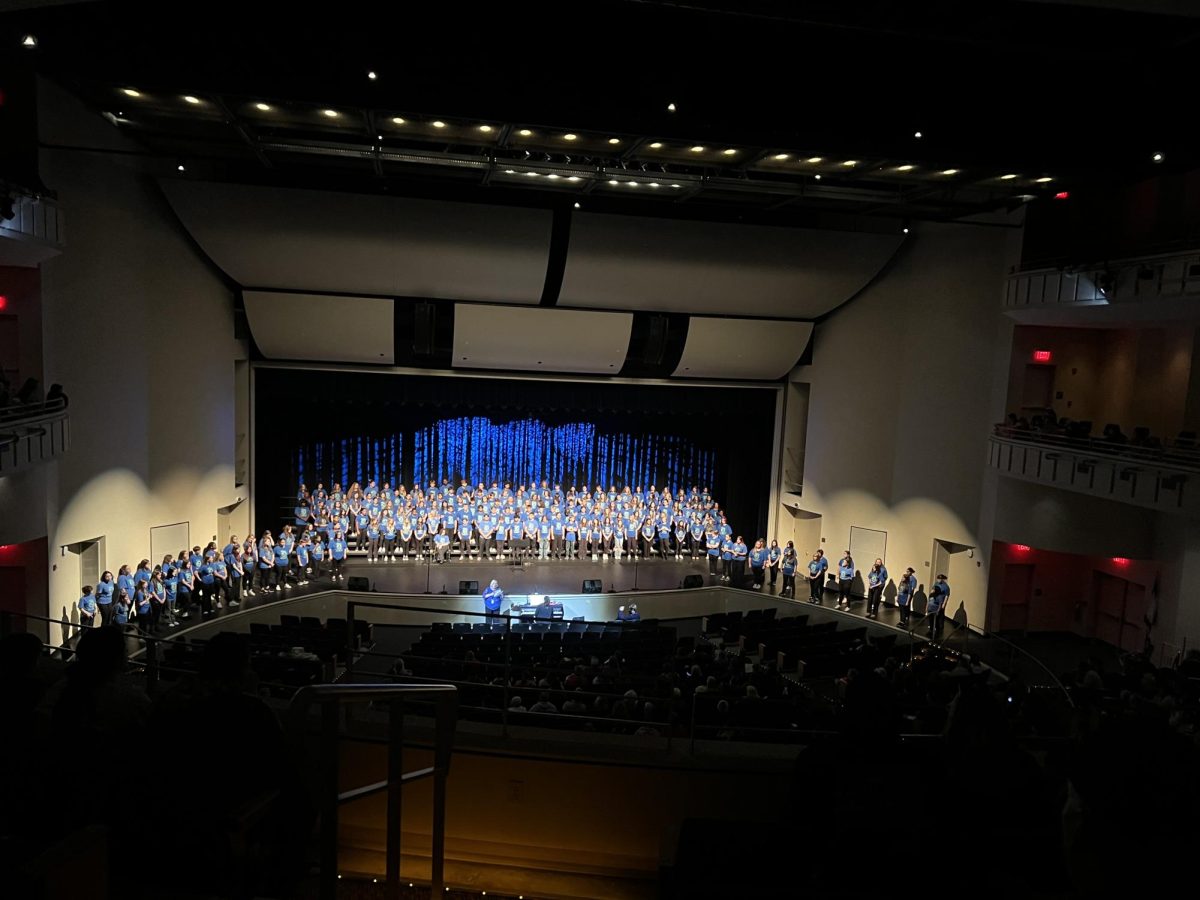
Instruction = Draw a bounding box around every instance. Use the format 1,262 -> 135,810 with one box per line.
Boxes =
160,180 -> 553,302
674,318 -> 813,380
244,291 -> 394,363
452,305 -> 633,374
559,212 -> 903,318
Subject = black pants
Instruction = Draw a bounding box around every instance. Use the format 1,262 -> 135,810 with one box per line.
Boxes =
732,560 -> 746,582
927,608 -> 945,639
369,537 -> 381,559
708,554 -> 719,574
751,565 -> 764,587
898,600 -> 910,626
228,577 -> 242,603
809,575 -> 823,602
838,579 -> 852,604
99,603 -> 113,627
331,557 -> 344,577
782,573 -> 795,596
769,565 -> 779,586
723,558 -> 732,578
198,584 -> 214,615
867,585 -> 883,615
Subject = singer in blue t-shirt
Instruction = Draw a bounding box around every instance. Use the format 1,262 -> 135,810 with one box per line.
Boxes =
482,579 -> 505,620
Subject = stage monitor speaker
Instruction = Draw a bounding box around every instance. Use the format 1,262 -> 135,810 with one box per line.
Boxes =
581,579 -> 603,594
347,576 -> 370,592
681,574 -> 704,589
459,580 -> 480,595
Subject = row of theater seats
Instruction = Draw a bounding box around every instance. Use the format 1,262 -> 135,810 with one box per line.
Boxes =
160,616 -> 375,697
408,622 -> 676,669
702,609 -> 898,677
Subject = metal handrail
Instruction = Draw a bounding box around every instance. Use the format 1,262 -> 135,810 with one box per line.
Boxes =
991,426 -> 1200,473
290,683 -> 459,900
0,396 -> 68,428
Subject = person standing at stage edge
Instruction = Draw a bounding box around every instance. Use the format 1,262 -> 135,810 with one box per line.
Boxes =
927,573 -> 951,640
483,579 -> 505,621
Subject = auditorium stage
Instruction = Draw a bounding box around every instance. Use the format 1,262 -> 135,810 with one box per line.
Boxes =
340,554 -> 713,597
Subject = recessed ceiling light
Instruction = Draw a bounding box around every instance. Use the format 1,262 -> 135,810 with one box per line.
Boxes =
690,145 -> 705,153
526,172 -> 538,177
627,181 -> 638,187
903,226 -> 910,233
547,173 -> 559,179
649,182 -> 660,188
939,169 -> 959,176
563,133 -> 578,141
914,131 -> 923,139
177,164 -> 185,172
573,202 -> 580,209
367,71 -> 378,80
1035,176 -> 1053,183
649,142 -> 663,149
608,179 -> 619,185
391,117 -> 406,125
670,183 -> 681,188
518,128 -> 532,137
722,148 -> 737,156
608,137 -> 621,145
121,88 -> 141,97
478,124 -> 493,133
183,95 -> 200,105
21,34 -> 37,49
567,176 -> 581,182
1153,152 -> 1164,163
896,164 -> 915,171
773,153 -> 790,161
667,102 -> 676,112
322,109 -> 339,118
255,102 -> 272,112
504,169 -> 515,174
1000,173 -> 1018,180
814,174 -> 822,180
806,157 -> 823,164
432,120 -> 446,128
842,160 -> 857,166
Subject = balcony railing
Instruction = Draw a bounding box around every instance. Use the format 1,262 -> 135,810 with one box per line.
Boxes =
0,185 -> 65,266
988,427 -> 1199,513
0,398 -> 70,476
1004,247 -> 1200,310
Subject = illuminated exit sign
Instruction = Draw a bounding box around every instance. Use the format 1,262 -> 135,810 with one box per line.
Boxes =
1032,350 -> 1052,363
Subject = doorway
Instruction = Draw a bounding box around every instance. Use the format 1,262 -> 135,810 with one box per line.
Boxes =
782,506 -> 821,558
997,563 -> 1034,632
1022,363 -> 1056,411
1092,573 -> 1146,653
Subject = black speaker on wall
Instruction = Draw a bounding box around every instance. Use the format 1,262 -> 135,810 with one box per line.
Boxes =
395,298 -> 454,367
619,312 -> 689,378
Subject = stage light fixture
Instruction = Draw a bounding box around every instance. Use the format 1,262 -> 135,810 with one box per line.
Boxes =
939,168 -> 959,175
255,102 -> 272,111
842,160 -> 857,166
574,201 -> 580,208
806,157 -> 823,163
722,148 -> 737,155
1035,176 -> 1053,183
322,109 -> 339,118
177,164 -> 186,171
478,124 -> 493,133
391,116 -> 406,125
626,180 -> 638,187
183,95 -> 200,104
504,169 -> 515,174
567,175 -> 580,181
21,34 -> 37,49
649,141 -> 663,149
563,133 -> 578,141
1153,152 -> 1164,163
667,102 -> 676,112
121,87 -> 141,97
649,182 -> 660,188
608,137 -> 621,145
608,179 -> 619,185
914,130 -> 923,138
432,120 -> 446,128
773,153 -> 789,160
547,173 -> 559,179
1000,173 -> 1018,180
814,174 -> 822,180
671,183 -> 681,188
690,145 -> 705,152
367,70 -> 378,80
897,164 -> 914,171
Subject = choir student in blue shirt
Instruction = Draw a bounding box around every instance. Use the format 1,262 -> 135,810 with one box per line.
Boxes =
732,536 -> 749,583
866,558 -> 889,619
807,550 -> 828,603
837,551 -> 855,608
749,539 -> 768,589
767,540 -> 782,590
927,573 -> 951,639
482,579 -> 505,620
329,531 -> 348,580
897,567 -> 917,627
78,585 -> 97,629
780,544 -> 798,598
95,571 -> 115,627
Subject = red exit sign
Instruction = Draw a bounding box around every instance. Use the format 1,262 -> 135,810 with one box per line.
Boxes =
1032,350 -> 1052,363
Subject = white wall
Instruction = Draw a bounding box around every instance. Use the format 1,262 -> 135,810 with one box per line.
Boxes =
790,221 -> 1011,629
36,80 -> 249,616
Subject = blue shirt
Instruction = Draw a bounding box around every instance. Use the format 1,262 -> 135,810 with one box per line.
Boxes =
330,539 -> 348,560
929,580 -> 951,612
749,547 -> 767,567
898,574 -> 916,603
838,560 -> 854,581
482,585 -> 504,611
273,545 -> 289,566
867,566 -> 888,588
79,593 -> 97,615
96,581 -> 115,605
782,554 -> 798,576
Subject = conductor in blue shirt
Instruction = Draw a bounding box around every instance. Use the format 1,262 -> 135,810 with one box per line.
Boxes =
482,579 -> 504,621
